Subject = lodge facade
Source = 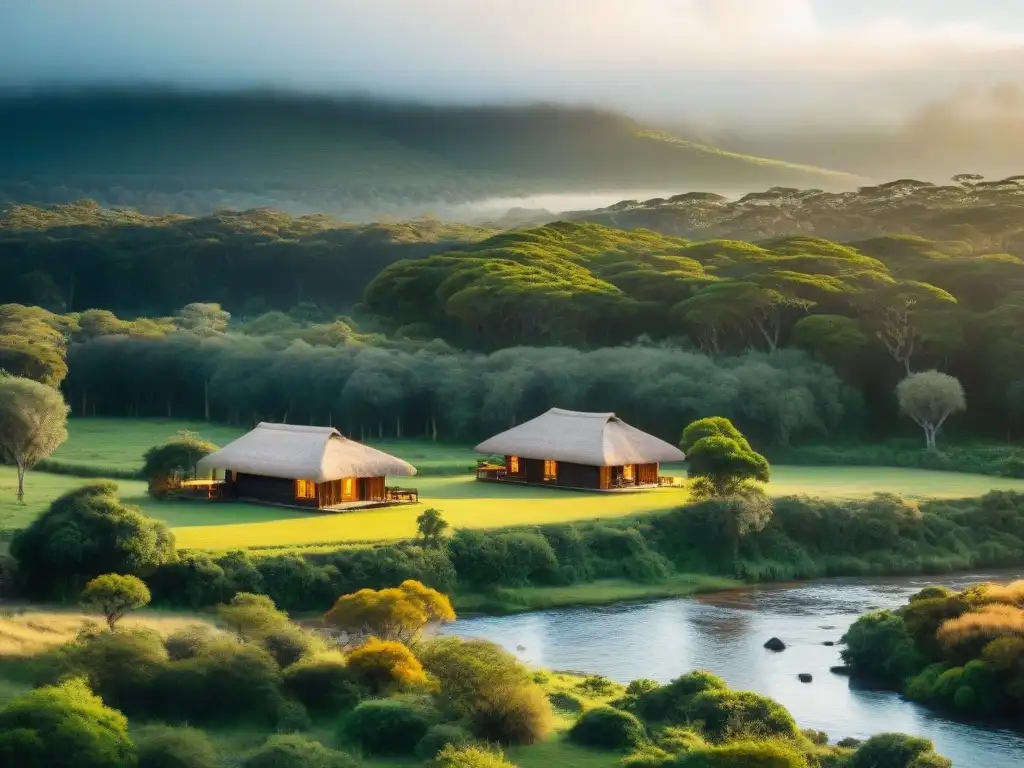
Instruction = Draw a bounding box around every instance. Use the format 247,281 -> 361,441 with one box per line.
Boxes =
195,422 -> 417,510
474,408 -> 685,491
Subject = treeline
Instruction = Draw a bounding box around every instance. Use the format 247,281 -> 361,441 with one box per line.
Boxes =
0,200 -> 490,314
568,174 -> 1024,247
62,334 -> 846,447
365,221 -> 1024,437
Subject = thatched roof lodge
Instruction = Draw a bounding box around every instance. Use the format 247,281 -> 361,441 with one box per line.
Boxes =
474,408 -> 685,491
197,423 -> 417,510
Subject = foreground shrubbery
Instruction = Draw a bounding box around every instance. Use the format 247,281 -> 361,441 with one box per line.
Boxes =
842,579 -> 1024,722
573,670 -> 949,768
0,575 -> 955,768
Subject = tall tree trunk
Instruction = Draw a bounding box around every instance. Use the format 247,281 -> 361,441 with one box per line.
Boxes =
396,415 -> 402,438
203,379 -> 210,421
16,461 -> 25,503
378,421 -> 383,440
81,392 -> 87,416
431,415 -> 438,442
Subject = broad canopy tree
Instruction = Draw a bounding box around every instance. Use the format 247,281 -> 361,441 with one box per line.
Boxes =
0,373 -> 69,501
896,370 -> 967,450
79,573 -> 152,630
324,580 -> 455,643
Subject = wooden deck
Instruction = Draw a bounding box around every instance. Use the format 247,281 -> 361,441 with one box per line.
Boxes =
474,468 -> 666,493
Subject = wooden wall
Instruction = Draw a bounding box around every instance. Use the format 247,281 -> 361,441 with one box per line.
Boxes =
233,472 -> 318,508
224,472 -> 388,509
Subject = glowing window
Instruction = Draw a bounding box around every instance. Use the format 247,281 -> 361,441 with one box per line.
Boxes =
622,464 -> 635,481
543,460 -> 557,481
296,479 -> 317,499
342,477 -> 355,498
509,456 -> 520,473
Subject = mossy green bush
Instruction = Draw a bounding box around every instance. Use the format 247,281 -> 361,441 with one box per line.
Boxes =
569,705 -> 648,750
341,698 -> 432,755
239,734 -> 361,768
415,723 -> 477,760
134,725 -> 221,768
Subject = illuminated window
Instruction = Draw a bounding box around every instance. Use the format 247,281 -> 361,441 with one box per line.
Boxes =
622,464 -> 635,481
543,460 -> 557,481
509,456 -> 520,473
296,479 -> 317,499
342,477 -> 355,498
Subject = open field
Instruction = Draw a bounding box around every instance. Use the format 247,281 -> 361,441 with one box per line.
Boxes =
5,417 -> 1024,549
6,464 -> 1024,551
47,418 -> 480,476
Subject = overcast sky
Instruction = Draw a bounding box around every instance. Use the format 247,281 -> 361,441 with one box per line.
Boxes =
2,0 -> 1023,129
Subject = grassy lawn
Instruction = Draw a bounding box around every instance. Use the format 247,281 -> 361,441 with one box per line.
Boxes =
6,463 -> 1024,550
5,417 -> 1024,550
452,575 -> 741,614
48,418 -> 248,473
47,418 -> 479,475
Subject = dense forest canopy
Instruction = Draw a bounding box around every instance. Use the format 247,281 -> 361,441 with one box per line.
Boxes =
3,174 -> 1024,445
0,90 -> 851,216
0,201 -> 492,314
562,174 -> 1024,246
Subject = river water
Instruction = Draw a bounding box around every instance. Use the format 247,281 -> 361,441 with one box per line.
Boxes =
442,572 -> 1024,767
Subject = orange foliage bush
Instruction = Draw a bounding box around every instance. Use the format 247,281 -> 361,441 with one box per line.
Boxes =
938,604 -> 1024,662
346,637 -> 428,693
972,581 -> 1024,607
324,580 -> 455,642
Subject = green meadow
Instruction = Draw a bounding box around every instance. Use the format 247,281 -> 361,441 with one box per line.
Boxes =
4,418 -> 1024,551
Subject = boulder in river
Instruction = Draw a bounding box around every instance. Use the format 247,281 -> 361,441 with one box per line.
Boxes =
830,665 -> 852,676
798,673 -> 813,683
823,641 -> 835,646
764,637 -> 787,652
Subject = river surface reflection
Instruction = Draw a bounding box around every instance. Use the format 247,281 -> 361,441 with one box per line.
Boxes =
442,572 -> 1024,767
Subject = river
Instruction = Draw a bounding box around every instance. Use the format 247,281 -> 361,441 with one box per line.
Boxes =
442,572 -> 1024,767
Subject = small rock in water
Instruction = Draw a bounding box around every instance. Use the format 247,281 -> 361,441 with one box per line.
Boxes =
819,626 -> 835,630
798,673 -> 813,683
764,637 -> 786,652
823,641 -> 835,646
830,665 -> 852,676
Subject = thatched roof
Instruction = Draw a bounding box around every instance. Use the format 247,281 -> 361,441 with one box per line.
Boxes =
197,423 -> 416,481
475,408 -> 685,466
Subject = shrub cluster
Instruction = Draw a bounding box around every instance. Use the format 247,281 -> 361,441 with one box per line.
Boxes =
842,580 -> 1024,720
419,637 -> 553,745
10,481 -> 1024,616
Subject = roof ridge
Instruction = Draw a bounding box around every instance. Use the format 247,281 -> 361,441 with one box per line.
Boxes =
256,422 -> 340,435
547,407 -> 615,419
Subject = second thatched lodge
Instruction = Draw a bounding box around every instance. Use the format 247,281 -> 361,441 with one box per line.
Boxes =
194,422 -> 418,510
474,408 -> 685,491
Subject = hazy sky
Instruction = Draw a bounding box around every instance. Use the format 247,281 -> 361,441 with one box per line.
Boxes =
2,0 -> 1023,128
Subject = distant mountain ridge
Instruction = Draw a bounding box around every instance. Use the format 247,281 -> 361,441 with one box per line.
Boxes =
0,90 -> 855,217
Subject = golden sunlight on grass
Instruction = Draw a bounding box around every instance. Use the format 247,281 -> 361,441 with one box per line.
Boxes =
0,607 -> 219,658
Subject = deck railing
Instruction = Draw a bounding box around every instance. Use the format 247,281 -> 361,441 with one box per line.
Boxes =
385,486 -> 419,503
475,465 -> 507,480
657,475 -> 684,488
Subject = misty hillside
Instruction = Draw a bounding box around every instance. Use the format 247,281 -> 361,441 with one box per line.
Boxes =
0,90 -> 854,216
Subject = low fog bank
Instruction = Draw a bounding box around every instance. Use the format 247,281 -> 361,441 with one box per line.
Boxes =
681,85 -> 1024,181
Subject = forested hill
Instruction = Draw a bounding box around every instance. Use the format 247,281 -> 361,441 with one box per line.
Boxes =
0,90 -> 852,215
561,176 -> 1024,245
0,201 -> 493,314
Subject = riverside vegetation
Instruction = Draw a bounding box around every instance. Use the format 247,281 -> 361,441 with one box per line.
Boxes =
0,578 -> 952,768
841,579 -> 1024,727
